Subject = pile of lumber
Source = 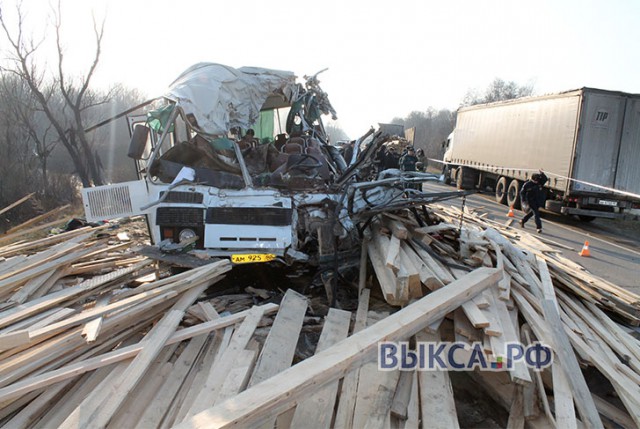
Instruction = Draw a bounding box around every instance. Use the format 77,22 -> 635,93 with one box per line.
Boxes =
0,203 -> 639,429
361,204 -> 640,428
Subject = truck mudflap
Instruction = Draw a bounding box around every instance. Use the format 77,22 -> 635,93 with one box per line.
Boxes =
81,180 -> 150,222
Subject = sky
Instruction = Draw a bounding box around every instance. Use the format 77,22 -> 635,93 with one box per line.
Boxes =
2,0 -> 640,139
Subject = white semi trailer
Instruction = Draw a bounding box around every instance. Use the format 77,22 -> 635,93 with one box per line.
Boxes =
442,87 -> 640,220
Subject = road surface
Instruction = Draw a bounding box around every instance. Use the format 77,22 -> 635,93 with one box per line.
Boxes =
422,180 -> 640,295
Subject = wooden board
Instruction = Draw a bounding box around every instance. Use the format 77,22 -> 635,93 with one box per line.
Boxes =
333,289 -> 370,429
0,302 -> 278,404
173,268 -> 501,429
416,330 -> 459,429
290,308 -> 351,429
184,305 -> 266,418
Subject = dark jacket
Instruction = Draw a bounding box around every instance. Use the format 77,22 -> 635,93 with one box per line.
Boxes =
520,173 -> 548,208
383,151 -> 400,169
399,154 -> 418,172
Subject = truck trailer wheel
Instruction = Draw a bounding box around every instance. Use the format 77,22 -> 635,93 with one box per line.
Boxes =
506,179 -> 521,209
495,177 -> 508,205
456,167 -> 477,190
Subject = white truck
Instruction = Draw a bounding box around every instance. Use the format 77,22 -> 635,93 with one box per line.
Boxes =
442,87 -> 640,220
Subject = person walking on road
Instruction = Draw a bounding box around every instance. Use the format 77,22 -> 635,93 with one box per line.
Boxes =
399,147 -> 418,172
519,170 -> 548,233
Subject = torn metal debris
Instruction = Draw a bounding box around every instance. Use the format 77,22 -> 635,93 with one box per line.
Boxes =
81,63 -> 468,265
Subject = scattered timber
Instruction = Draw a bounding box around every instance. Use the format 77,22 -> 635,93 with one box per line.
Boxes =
0,204 -> 637,429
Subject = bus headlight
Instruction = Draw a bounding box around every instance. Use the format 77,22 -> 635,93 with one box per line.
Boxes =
178,228 -> 197,242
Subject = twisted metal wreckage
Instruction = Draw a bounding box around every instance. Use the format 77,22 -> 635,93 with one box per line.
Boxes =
82,63 -> 470,265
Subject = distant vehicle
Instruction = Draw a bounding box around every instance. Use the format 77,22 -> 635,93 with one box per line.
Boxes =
442,88 -> 640,221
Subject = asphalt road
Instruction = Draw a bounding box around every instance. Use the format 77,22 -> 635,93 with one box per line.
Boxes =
422,180 -> 640,294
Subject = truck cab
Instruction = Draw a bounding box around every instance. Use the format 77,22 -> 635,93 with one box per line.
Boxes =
442,132 -> 454,164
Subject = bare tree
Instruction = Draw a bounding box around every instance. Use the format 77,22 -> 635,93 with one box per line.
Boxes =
0,0 -> 109,186
462,78 -> 534,106
392,107 -> 455,166
325,122 -> 350,143
0,75 -> 57,194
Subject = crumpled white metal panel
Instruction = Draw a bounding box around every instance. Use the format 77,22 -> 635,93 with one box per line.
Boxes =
81,180 -> 150,222
165,63 -> 297,135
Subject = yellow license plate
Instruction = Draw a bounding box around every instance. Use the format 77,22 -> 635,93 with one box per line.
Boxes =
231,253 -> 276,264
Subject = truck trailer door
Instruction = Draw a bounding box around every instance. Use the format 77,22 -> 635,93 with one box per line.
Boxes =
572,91 -> 626,194
614,96 -> 640,196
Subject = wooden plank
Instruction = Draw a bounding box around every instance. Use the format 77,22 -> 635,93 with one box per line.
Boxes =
400,241 -> 443,292
8,269 -> 57,305
0,307 -> 72,334
352,313 -> 398,428
386,235 -> 402,271
290,308 -> 351,429
453,308 -> 482,342
0,239 -> 86,284
424,317 -> 445,335
382,212 -> 420,228
352,358 -> 400,428
33,365 -> 115,428
416,330 -> 460,429
107,349 -> 177,429
214,350 -> 257,405
390,369 -> 414,420
506,384 -> 525,429
0,329 -> 29,351
592,394 -> 636,429
247,289 -> 308,429
402,371 -> 420,429
27,267 -> 68,300
536,258 -> 603,429
408,242 -> 455,284
170,335 -> 225,426
0,260 -> 152,329
0,225 -> 103,258
0,193 -> 34,216
522,369 -> 540,420
81,294 -> 110,343
387,218 -> 411,240
248,289 -> 308,387
472,292 -> 491,309
397,246 -> 420,303
367,237 -> 401,305
173,267 -> 501,429
54,361 -> 130,426
134,334 -> 210,429
187,326 -> 234,411
552,359 -> 577,429
4,204 -> 70,235
460,300 -> 491,329
488,285 -> 531,385
333,289 -> 370,429
584,301 -> 640,363
184,305 -> 266,418
561,319 -> 640,426
21,261 -> 228,345
198,302 -> 220,321
0,303 -> 279,403
59,281 -> 210,429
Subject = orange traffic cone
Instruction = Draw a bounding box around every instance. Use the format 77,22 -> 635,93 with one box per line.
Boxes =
507,206 -> 515,217
579,241 -> 591,257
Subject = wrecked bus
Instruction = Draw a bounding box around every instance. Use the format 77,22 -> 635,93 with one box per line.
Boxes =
82,63 -> 462,265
